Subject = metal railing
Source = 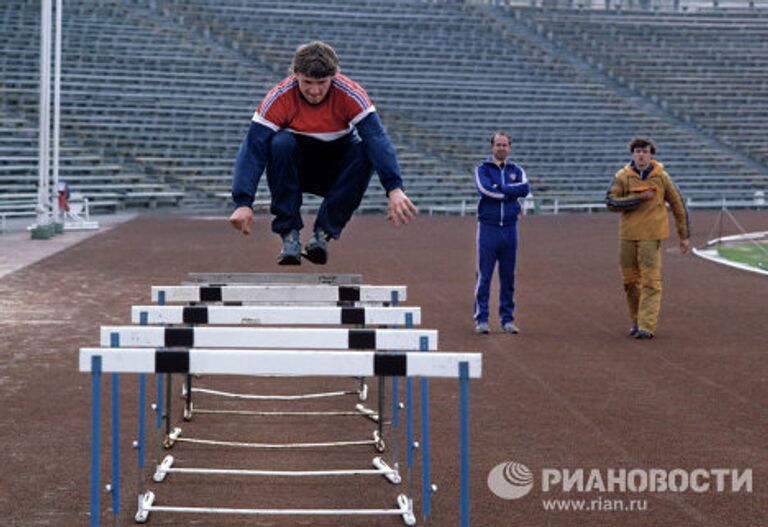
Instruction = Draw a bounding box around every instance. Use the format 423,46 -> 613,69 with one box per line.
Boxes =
428,192 -> 768,216
466,0 -> 768,12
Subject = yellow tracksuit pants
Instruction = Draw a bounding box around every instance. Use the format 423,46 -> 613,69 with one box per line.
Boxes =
619,239 -> 662,334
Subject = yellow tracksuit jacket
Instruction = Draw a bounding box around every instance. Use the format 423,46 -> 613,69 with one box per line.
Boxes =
605,160 -> 690,241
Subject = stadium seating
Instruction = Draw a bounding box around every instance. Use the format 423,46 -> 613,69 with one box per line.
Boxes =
1,0 -> 765,217
504,6 -> 768,164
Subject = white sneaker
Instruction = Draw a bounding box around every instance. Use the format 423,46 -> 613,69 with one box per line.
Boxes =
502,322 -> 520,334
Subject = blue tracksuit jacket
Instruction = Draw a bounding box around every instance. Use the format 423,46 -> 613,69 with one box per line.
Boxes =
230,113 -> 402,237
473,157 -> 530,324
475,157 -> 530,225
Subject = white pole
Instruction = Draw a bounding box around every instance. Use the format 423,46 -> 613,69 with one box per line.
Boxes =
36,0 -> 52,226
51,0 -> 62,222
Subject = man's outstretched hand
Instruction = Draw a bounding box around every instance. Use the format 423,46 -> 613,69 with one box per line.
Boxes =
387,188 -> 418,226
229,206 -> 254,235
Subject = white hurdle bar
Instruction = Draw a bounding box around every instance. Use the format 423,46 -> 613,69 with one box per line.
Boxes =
101,326 -> 437,350
82,349 -> 481,527
151,284 -> 406,305
132,305 -> 422,326
80,349 -> 478,378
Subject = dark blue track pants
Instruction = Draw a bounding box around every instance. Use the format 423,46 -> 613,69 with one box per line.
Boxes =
474,221 -> 518,325
266,131 -> 373,239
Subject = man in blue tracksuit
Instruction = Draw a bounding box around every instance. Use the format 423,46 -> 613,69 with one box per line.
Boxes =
473,131 -> 530,334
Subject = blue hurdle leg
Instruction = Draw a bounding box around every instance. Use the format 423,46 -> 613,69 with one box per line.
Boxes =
90,356 -> 102,527
406,373 -> 414,510
156,372 -> 163,458
108,332 -> 121,519
138,304 -> 148,475
459,361 -> 470,527
138,374 -> 146,473
391,376 -> 400,470
420,335 -> 431,520
378,375 -> 385,445
156,374 -> 163,430
389,293 -> 405,458
397,312 -> 411,434
392,377 -> 400,429
111,374 -> 120,517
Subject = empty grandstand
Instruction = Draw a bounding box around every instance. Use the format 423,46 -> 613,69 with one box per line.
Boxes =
1,0 -> 766,218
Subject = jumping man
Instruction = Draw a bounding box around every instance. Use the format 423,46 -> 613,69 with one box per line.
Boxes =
229,41 -> 417,264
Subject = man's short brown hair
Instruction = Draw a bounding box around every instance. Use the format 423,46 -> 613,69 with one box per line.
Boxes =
628,136 -> 657,154
490,130 -> 512,145
292,41 -> 339,78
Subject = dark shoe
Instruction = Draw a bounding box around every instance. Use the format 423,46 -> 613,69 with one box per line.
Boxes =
502,322 -> 520,334
629,324 -> 639,337
277,230 -> 301,265
303,229 -> 330,265
634,330 -> 654,340
474,322 -> 490,334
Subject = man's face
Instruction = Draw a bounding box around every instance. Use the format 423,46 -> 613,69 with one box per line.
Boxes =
491,134 -> 511,162
632,146 -> 653,170
296,74 -> 333,105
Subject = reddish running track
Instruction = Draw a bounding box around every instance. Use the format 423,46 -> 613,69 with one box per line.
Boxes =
0,210 -> 765,526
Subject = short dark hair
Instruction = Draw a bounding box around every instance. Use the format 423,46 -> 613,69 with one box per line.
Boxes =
490,130 -> 512,145
292,41 -> 339,78
628,136 -> 657,154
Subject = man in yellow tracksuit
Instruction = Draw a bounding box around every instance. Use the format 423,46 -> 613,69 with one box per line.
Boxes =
606,137 -> 690,339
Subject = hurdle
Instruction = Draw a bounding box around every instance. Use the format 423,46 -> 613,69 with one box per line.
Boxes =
151,284 -> 406,305
101,326 -> 436,350
131,304 -> 421,326
102,325 -> 436,447
81,348 -> 481,526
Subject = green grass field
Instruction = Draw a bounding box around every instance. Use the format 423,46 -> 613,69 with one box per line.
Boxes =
718,243 -> 768,270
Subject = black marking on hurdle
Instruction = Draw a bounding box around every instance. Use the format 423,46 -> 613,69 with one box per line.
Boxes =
223,301 -> 243,306
374,352 -> 407,376
165,328 -> 194,347
183,306 -> 209,324
155,349 -> 190,373
341,307 -> 365,325
339,286 -> 360,302
348,329 -> 376,349
200,286 -> 222,302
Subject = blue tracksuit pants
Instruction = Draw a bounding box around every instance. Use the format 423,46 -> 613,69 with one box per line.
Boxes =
266,131 -> 373,239
474,221 -> 518,325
